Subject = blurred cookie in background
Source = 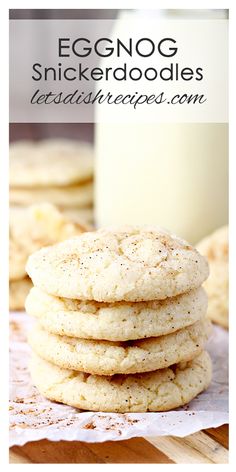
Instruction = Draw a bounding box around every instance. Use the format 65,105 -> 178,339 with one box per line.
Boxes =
9,139 -> 94,227
9,139 -> 93,187
9,203 -> 88,311
197,225 -> 228,328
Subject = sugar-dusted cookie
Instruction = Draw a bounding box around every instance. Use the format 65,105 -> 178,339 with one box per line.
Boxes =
29,350 -> 212,412
26,226 -> 209,302
28,319 -> 211,375
26,286 -> 207,341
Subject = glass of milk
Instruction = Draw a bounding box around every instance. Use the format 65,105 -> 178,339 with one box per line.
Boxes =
95,9 -> 228,244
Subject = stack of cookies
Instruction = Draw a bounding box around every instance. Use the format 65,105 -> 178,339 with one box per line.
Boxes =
9,203 -> 87,310
26,227 -> 212,413
9,139 -> 94,226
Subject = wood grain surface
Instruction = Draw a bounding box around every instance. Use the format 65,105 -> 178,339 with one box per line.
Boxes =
9,424 -> 228,464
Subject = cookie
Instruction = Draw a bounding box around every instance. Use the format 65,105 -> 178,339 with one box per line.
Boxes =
29,350 -> 212,412
10,181 -> 93,208
26,286 -> 207,341
28,319 -> 210,375
10,139 -> 93,187
9,203 -> 87,281
197,226 -> 228,328
9,277 -> 32,311
26,226 -> 209,302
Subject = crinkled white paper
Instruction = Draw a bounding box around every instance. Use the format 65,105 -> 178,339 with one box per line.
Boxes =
9,312 -> 228,447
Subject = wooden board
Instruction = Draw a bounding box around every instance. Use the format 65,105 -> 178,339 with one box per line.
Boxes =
9,424 -> 228,464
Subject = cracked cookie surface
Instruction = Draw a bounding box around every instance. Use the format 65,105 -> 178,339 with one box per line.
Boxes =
29,350 -> 212,412
26,286 -> 207,341
26,226 -> 209,302
28,319 -> 211,375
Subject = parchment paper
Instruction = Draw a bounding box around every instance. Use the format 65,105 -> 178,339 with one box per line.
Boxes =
9,312 -> 228,446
